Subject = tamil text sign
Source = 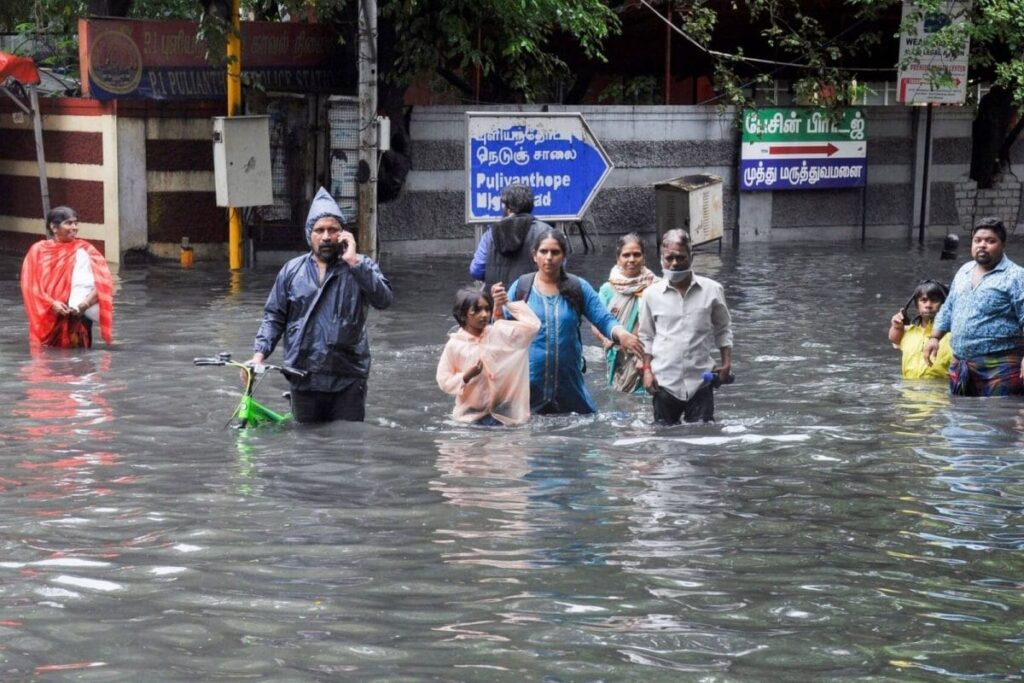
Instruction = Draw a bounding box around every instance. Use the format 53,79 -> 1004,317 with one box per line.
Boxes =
466,112 -> 612,223
897,1 -> 970,105
740,108 -> 867,191
79,18 -> 344,100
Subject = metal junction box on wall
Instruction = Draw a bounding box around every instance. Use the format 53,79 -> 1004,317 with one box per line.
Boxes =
654,174 -> 724,248
212,116 -> 273,208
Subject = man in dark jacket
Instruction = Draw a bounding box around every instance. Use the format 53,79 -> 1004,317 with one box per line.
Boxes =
249,187 -> 393,423
468,183 -> 553,288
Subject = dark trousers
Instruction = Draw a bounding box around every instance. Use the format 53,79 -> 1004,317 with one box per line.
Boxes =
652,385 -> 714,425
290,380 -> 366,424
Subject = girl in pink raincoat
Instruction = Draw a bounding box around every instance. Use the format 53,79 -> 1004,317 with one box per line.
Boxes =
436,283 -> 540,426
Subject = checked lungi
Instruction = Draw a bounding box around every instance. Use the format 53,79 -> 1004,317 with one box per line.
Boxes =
949,349 -> 1024,397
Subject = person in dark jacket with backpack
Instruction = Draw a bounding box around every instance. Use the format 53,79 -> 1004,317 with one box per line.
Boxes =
469,183 -> 552,288
506,229 -> 644,415
249,187 -> 393,423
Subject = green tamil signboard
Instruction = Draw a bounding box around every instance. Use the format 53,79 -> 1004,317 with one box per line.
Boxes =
740,108 -> 867,191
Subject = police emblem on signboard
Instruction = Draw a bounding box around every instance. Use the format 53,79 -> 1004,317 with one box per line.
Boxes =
89,29 -> 143,96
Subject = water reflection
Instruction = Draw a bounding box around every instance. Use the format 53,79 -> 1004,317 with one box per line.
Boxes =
432,434 -> 632,571
891,381 -> 950,426
8,349 -> 127,507
12,349 -> 114,442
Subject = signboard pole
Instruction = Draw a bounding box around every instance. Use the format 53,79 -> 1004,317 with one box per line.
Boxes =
918,103 -> 933,244
227,0 -> 243,270
861,162 -> 868,243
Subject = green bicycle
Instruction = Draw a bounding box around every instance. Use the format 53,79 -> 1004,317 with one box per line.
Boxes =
193,352 -> 307,428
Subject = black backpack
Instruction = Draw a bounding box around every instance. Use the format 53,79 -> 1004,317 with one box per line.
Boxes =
513,272 -> 587,372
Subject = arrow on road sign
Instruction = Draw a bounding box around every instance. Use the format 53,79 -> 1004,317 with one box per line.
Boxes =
767,143 -> 839,157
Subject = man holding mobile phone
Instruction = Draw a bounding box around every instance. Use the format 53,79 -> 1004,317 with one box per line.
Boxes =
249,187 -> 393,423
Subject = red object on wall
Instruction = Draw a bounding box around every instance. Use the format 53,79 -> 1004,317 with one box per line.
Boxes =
0,51 -> 40,85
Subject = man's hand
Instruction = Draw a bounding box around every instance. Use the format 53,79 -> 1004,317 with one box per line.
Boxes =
340,229 -> 359,267
642,367 -> 659,394
243,353 -> 265,382
51,300 -> 72,317
923,337 -> 940,366
463,360 -> 484,384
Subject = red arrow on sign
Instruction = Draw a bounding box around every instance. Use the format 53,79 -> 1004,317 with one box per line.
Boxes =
768,143 -> 839,157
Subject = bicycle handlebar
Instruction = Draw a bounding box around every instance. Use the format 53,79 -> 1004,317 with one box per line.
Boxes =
193,353 -> 308,380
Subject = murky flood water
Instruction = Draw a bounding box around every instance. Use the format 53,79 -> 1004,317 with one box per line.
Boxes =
1,239 -> 1023,681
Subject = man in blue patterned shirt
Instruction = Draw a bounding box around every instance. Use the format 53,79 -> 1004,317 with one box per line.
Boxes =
925,217 -> 1024,396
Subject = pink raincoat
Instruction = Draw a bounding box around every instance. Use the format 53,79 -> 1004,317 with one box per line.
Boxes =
436,300 -> 540,425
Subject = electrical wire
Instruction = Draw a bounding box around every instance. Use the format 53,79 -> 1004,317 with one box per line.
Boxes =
637,0 -> 897,73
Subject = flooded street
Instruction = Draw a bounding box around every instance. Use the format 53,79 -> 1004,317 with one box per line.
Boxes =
1,240 -> 1023,681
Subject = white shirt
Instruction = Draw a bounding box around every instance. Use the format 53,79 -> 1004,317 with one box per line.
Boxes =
638,274 -> 733,401
68,247 -> 100,322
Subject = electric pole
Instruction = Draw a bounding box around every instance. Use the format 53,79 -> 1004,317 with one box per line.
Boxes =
357,0 -> 378,258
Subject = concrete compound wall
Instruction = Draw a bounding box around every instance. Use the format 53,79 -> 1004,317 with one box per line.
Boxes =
0,98 -> 120,258
379,104 -> 1023,256
0,98 -> 225,264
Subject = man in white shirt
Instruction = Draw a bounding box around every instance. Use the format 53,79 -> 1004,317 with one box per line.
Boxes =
638,229 -> 733,424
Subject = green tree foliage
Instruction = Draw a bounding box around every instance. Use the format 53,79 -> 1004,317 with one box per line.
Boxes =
675,0 -> 891,108
307,0 -> 621,102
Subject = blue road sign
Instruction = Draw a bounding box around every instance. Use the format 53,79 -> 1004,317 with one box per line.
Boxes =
466,113 -> 613,223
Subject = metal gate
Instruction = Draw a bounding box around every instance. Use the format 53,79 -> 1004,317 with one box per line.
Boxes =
327,96 -> 360,227
247,94 -> 315,253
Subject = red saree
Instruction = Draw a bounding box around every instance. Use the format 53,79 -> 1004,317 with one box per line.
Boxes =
20,238 -> 114,347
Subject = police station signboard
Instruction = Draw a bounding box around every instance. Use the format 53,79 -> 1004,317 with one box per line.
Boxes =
740,108 -> 867,191
466,112 -> 613,223
78,18 -> 344,100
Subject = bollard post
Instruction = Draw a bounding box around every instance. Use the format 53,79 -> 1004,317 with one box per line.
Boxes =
180,236 -> 194,268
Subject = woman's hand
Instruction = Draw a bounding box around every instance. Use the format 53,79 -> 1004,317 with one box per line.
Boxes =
615,330 -> 644,357
463,360 -> 484,384
51,300 -> 72,317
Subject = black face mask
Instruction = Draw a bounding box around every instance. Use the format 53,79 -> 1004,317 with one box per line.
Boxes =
317,241 -> 341,262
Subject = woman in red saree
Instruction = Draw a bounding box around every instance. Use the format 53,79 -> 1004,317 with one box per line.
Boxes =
20,206 -> 114,348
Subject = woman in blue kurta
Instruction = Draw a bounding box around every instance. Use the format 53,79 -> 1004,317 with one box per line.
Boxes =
506,229 -> 644,414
